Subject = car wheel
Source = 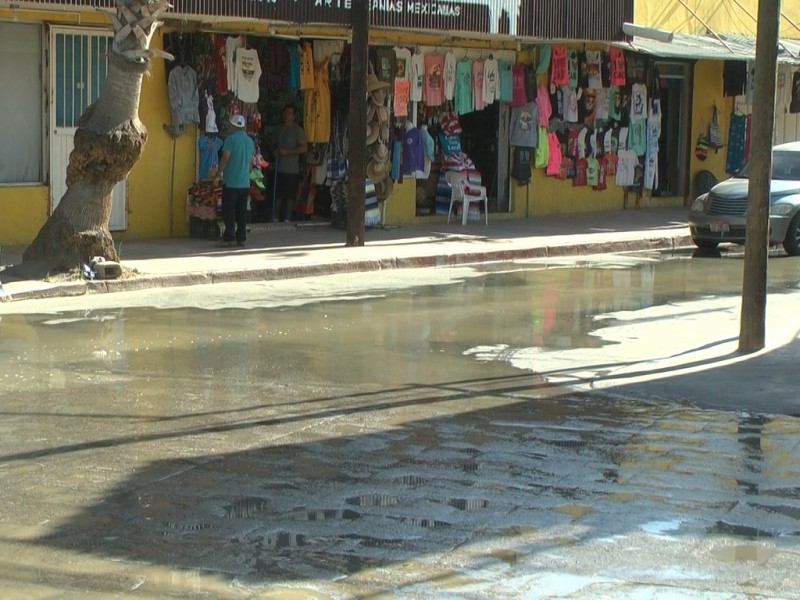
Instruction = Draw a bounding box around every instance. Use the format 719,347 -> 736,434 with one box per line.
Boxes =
693,238 -> 719,250
782,213 -> 800,256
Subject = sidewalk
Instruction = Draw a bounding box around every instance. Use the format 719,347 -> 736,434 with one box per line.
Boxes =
0,207 -> 692,302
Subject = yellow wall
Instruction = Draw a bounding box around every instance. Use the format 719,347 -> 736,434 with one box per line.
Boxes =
636,0 -> 800,40
0,186 -> 50,245
689,61 -> 729,198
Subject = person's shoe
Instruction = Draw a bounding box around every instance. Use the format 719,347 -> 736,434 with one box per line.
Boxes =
236,241 -> 245,247
216,239 -> 236,248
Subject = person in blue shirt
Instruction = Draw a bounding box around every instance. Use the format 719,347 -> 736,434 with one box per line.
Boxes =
214,114 -> 255,247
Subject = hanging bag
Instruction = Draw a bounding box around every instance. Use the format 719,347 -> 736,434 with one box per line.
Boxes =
708,104 -> 724,149
295,167 -> 316,217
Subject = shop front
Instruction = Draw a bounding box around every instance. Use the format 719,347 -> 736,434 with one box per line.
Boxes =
1,0 -> 644,246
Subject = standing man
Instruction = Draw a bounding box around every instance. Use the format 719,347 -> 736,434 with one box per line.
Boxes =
272,104 -> 307,222
215,114 -> 255,247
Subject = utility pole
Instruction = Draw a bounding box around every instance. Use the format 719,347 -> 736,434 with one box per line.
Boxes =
346,0 -> 368,246
739,0 -> 781,353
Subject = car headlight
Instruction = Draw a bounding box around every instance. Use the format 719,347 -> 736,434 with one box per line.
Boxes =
770,203 -> 794,216
691,194 -> 708,212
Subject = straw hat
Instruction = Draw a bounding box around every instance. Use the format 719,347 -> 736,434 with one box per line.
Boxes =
370,86 -> 388,107
380,121 -> 390,142
375,105 -> 390,124
371,141 -> 389,162
367,72 -> 391,92
366,158 -> 389,182
367,102 -> 377,123
366,120 -> 380,145
374,176 -> 394,200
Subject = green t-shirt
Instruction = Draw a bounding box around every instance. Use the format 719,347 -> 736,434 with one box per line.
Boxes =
221,130 -> 255,188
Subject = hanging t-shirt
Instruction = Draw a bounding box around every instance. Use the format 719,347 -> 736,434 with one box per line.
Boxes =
483,57 -> 499,105
546,132 -> 562,176
393,78 -> 411,117
586,157 -> 599,187
550,44 -> 569,85
444,51 -> 457,100
616,149 -> 638,186
198,134 -> 223,179
603,151 -> 618,176
234,48 -> 262,103
509,102 -> 539,147
472,59 -> 486,111
374,47 -> 396,84
424,52 -> 445,107
511,146 -> 533,183
584,50 -> 603,89
593,158 -> 607,190
455,58 -> 473,115
535,126 -> 549,168
532,86 -> 550,129
204,92 -> 218,133
561,86 -> 579,123
595,88 -> 610,121
394,46 -> 412,79
304,58 -> 331,143
299,41 -> 315,90
536,44 -> 552,74
213,35 -> 228,95
410,52 -> 425,102
609,47 -> 626,86
225,36 -> 243,92
402,127 -> 425,174
573,157 -> 588,186
628,118 -> 647,156
511,63 -> 527,107
287,41 -> 301,90
630,83 -> 648,120
567,48 -> 579,89
498,60 -> 513,103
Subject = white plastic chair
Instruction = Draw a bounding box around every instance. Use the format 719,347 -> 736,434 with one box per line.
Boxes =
445,171 -> 488,226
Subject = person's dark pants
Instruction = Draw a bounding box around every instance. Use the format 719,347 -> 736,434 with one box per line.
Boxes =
221,186 -> 249,243
276,172 -> 300,221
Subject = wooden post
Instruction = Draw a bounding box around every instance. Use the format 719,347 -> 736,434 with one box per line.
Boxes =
346,0 -> 368,246
739,0 -> 782,353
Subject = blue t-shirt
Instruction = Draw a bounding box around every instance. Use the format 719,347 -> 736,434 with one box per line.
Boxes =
198,135 -> 223,179
221,130 -> 255,189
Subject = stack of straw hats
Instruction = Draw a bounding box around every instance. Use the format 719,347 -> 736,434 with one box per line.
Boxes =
366,73 -> 392,200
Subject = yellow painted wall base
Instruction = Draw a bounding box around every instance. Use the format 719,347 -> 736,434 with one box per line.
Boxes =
0,186 -> 49,245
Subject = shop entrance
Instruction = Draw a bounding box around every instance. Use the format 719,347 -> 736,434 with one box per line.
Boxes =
654,60 -> 690,199
458,102 -> 509,211
49,27 -> 127,230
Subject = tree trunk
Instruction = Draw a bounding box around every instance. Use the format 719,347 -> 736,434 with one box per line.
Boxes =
22,0 -> 170,274
346,0 -> 368,247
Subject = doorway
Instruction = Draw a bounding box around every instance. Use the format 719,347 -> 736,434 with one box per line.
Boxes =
50,27 -> 127,231
653,60 -> 691,198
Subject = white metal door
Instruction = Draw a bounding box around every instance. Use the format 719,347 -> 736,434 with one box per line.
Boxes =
50,27 -> 127,231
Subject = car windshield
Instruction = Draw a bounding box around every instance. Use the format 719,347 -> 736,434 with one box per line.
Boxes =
734,151 -> 800,180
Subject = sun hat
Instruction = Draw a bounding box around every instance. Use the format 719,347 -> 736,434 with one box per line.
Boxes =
375,105 -> 390,124
370,86 -> 388,107
366,120 -> 380,145
380,121 -> 390,142
366,158 -> 389,182
230,114 -> 246,129
367,72 -> 391,92
371,141 -> 389,162
367,102 -> 377,123
374,175 -> 394,200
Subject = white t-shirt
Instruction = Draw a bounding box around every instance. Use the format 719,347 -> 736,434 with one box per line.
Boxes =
410,53 -> 425,102
482,58 -> 499,105
561,85 -> 578,123
616,149 -> 638,186
225,36 -> 243,92
630,83 -> 648,120
234,48 -> 262,103
444,51 -> 457,100
394,46 -> 412,80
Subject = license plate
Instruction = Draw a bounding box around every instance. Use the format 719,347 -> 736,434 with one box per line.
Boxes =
709,222 -> 730,232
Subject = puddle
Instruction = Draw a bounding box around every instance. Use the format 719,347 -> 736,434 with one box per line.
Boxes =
707,521 -> 773,538
346,494 -> 399,507
640,519 -> 683,535
224,497 -> 269,519
294,509 -> 360,521
712,544 -> 776,564
449,498 -> 489,510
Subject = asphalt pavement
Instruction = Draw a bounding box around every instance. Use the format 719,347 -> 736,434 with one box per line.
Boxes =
0,206 -> 692,302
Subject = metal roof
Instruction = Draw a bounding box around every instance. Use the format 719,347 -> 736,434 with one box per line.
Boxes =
616,32 -> 800,64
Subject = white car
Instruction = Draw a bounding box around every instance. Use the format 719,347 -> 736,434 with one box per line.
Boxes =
688,141 -> 800,255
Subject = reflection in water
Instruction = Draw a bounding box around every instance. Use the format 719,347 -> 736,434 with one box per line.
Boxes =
1,255 -> 800,596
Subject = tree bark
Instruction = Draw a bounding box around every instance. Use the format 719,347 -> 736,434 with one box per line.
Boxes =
22,0 -> 169,274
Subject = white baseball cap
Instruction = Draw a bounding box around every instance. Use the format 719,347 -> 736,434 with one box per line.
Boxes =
230,114 -> 246,128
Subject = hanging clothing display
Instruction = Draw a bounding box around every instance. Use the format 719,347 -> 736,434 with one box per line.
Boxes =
455,57 -> 473,115
424,52 -> 445,107
726,111 -> 748,174
510,63 -> 527,107
394,46 -> 412,79
472,59 -> 485,111
410,51 -> 425,102
225,36 -> 243,92
168,64 -> 200,131
233,47 -> 261,103
444,51 -> 457,100
299,41 -> 315,90
482,56 -> 499,105
304,58 -> 331,143
509,102 -> 539,147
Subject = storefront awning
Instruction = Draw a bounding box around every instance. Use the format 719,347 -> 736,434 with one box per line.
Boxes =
615,32 -> 800,65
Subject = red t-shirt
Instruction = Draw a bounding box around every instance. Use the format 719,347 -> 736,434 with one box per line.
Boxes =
550,45 -> 569,85
573,158 -> 588,186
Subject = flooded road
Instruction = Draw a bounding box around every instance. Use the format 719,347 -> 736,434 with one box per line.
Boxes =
2,250 -> 800,598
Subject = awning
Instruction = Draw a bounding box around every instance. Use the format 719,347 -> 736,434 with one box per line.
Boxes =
615,32 -> 800,64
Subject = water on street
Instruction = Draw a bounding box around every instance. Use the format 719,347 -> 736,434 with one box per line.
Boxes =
1,249 -> 800,598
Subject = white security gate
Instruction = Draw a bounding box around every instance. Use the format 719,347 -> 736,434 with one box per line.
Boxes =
50,27 -> 127,231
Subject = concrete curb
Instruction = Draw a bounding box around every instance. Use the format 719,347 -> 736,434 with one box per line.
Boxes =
0,234 -> 694,303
